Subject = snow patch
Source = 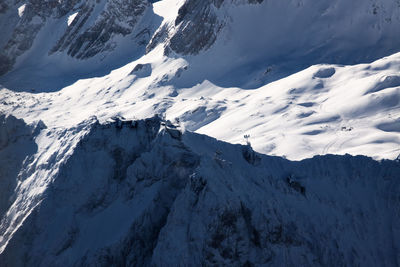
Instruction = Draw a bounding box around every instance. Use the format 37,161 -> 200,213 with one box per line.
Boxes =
67,12 -> 78,26
17,4 -> 26,18
153,0 -> 185,21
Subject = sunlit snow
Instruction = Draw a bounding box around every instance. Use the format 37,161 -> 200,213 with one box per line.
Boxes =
67,12 -> 78,26
1,49 -> 399,160
17,4 -> 26,17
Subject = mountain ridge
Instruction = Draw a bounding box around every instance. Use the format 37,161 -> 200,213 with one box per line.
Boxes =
0,114 -> 399,266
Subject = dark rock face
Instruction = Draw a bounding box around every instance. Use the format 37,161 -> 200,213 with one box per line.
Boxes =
0,1 -> 9,14
147,0 -> 266,56
164,0 -> 269,56
0,115 -> 39,220
0,0 -> 151,75
0,0 -> 66,75
51,0 -> 150,59
166,0 -> 225,55
0,54 -> 13,76
146,0 -> 225,56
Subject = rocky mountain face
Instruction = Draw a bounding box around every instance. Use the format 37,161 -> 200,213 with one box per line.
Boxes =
151,0 -> 400,63
0,114 -> 41,219
0,0 -> 152,76
162,0 -> 226,55
0,115 -> 399,266
2,0 -> 400,80
50,0 -> 150,59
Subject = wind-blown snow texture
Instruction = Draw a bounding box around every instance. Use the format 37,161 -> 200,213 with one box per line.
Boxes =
0,116 -> 399,266
1,0 -> 400,265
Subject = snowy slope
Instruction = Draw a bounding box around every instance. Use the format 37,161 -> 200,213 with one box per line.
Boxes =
0,116 -> 398,266
1,49 -> 399,160
157,0 -> 400,88
1,0 -> 400,91
0,0 -> 399,160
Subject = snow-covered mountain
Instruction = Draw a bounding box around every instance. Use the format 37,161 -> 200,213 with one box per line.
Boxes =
0,0 -> 399,159
1,0 -> 400,90
0,115 -> 399,266
0,0 -> 400,265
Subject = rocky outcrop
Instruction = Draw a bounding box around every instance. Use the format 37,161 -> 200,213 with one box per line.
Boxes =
50,0 -> 150,59
167,0 -> 223,55
0,0 -> 151,75
152,0 -> 267,56
2,0 -> 400,80
147,0 -> 227,56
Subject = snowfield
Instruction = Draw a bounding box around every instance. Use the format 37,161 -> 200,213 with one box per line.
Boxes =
1,49 -> 399,160
0,0 -> 399,160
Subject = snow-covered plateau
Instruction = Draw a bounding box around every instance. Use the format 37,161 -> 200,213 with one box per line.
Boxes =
0,0 -> 400,266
